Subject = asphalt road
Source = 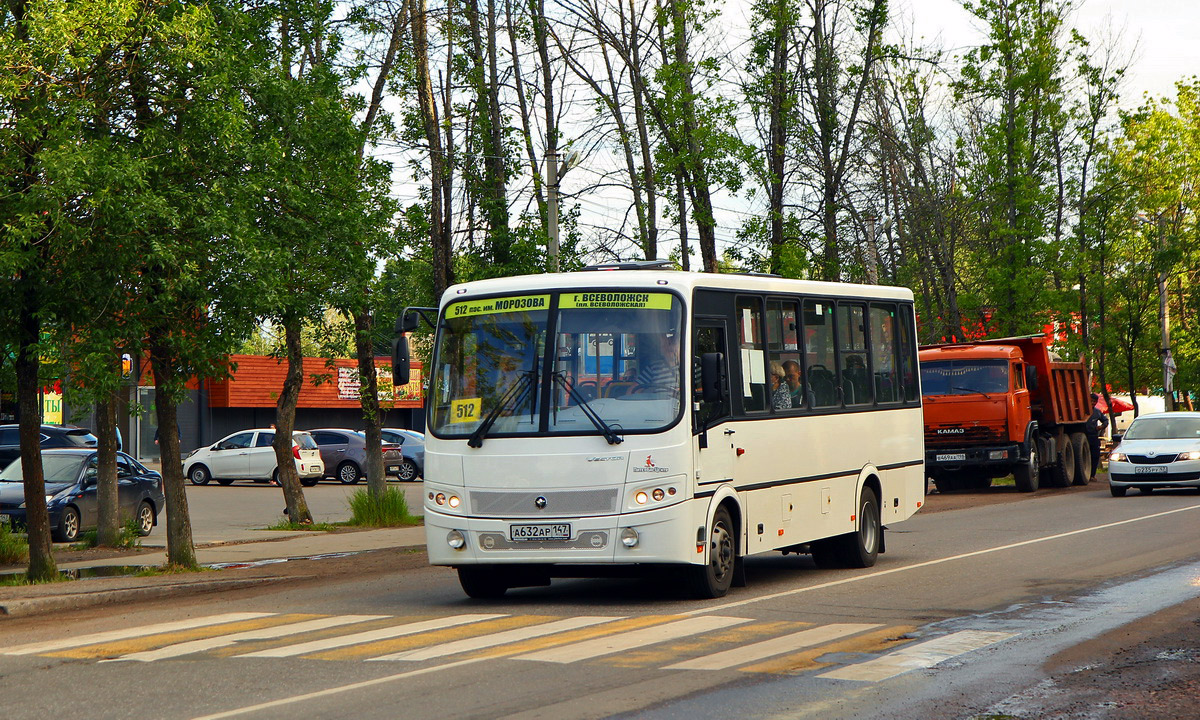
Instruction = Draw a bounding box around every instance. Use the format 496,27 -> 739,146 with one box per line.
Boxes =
3,484 -> 1199,720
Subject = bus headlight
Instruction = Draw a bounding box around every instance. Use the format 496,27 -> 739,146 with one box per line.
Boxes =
447,530 -> 466,549
620,527 -> 639,548
447,495 -> 461,509
635,491 -> 648,505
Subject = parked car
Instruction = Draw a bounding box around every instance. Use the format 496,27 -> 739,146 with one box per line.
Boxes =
0,448 -> 164,542
381,428 -> 424,481
183,429 -> 324,487
0,424 -> 98,471
1108,412 -> 1200,497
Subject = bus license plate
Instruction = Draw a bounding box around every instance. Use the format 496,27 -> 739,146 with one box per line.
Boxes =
935,453 -> 967,462
1134,466 -> 1168,474
510,524 -> 571,541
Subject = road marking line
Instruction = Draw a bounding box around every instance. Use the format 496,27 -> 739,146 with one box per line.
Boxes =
305,615 -> 547,661
515,616 -> 751,663
679,503 -> 1200,617
739,624 -> 917,675
49,616 -> 317,659
817,630 -> 1016,682
367,616 -> 623,662
469,615 -> 678,659
235,614 -> 506,658
109,615 -> 391,662
663,622 -> 881,671
3,613 -> 275,656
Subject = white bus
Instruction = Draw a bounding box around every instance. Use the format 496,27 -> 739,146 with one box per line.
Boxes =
395,262 -> 925,599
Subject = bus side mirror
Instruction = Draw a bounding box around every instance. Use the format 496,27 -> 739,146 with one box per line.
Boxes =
393,333 -> 411,386
399,310 -> 421,333
1025,366 -> 1038,391
700,352 -> 724,403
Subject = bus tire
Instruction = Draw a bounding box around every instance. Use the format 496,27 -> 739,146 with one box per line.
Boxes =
691,506 -> 735,599
810,539 -> 842,569
836,487 -> 881,569
457,566 -> 508,599
1051,436 -> 1075,488
1070,432 -> 1091,485
1013,444 -> 1039,492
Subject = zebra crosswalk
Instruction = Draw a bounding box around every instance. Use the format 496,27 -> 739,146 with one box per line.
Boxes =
2,610 -> 1015,681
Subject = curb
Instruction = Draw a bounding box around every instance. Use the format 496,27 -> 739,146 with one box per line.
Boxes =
0,577 -> 294,618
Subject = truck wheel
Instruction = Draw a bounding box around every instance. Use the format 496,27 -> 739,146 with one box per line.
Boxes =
1051,436 -> 1075,488
932,472 -> 960,493
1014,444 -> 1039,492
1070,433 -> 1091,485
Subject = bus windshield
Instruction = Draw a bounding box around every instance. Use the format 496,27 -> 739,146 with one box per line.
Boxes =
920,359 -> 1009,396
430,291 -> 683,438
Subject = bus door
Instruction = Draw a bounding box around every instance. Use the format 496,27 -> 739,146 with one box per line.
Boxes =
692,319 -> 737,490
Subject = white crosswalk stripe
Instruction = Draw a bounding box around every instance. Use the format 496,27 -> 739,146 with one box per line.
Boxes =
514,616 -> 751,664
235,614 -> 507,658
367,616 -> 623,662
2,613 -> 276,656
108,615 -> 392,662
817,630 -> 1017,682
664,622 -> 882,671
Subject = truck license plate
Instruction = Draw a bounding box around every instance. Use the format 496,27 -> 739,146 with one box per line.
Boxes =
1133,466 -> 1168,474
935,453 -> 967,462
510,523 -> 571,541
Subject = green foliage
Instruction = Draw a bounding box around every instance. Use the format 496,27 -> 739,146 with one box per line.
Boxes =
70,519 -> 142,551
0,520 -> 29,566
346,487 -> 419,527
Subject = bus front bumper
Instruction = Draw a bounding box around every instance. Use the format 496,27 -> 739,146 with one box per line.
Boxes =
424,503 -> 703,567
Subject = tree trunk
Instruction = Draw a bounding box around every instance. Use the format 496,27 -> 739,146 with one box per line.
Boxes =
148,328 -> 197,569
16,287 -> 55,581
408,0 -> 451,297
353,308 -> 387,498
274,317 -> 313,524
95,387 -> 121,547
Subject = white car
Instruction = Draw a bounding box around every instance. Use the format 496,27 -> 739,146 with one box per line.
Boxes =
183,429 -> 324,487
1108,412 -> 1200,497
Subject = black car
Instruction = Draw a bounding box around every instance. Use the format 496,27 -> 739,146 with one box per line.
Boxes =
0,448 -> 164,542
0,424 -> 98,471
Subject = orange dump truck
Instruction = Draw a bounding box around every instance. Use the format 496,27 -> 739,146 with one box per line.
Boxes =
919,335 -> 1093,493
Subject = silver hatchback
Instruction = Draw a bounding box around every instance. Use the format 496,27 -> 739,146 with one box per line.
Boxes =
1108,412 -> 1200,496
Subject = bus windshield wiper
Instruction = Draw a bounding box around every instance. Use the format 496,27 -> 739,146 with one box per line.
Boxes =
951,385 -> 993,400
467,371 -> 535,448
553,372 -> 623,445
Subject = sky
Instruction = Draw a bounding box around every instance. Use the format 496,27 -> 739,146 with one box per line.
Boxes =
899,0 -> 1199,105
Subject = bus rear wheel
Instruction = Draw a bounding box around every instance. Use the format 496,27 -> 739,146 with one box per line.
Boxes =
812,487 -> 881,569
691,507 -> 735,599
458,566 -> 508,599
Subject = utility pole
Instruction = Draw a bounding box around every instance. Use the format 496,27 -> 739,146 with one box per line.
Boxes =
545,150 -> 580,274
1156,215 -> 1175,411
547,151 -> 560,273
863,213 -> 879,284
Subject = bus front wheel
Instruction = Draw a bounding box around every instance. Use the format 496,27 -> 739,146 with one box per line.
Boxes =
458,566 -> 508,599
691,507 -> 736,599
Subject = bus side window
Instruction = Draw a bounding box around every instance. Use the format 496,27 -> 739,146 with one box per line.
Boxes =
804,300 -> 837,408
870,304 -> 898,403
898,305 -> 919,402
693,325 -> 730,423
736,297 -> 768,413
838,303 -> 871,406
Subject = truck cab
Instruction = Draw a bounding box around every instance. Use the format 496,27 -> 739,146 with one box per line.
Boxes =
920,345 -> 1032,490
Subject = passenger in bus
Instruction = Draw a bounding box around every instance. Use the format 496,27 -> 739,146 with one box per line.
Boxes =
782,360 -> 806,407
636,332 -> 680,391
769,361 -> 792,410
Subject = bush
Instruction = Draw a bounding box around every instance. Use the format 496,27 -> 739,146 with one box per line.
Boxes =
347,487 -> 417,527
0,519 -> 30,565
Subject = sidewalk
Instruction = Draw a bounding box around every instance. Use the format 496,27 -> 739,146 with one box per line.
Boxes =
0,524 -> 428,618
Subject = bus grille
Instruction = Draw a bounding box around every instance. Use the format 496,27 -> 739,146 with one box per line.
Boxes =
925,425 -> 1006,446
470,488 -> 621,517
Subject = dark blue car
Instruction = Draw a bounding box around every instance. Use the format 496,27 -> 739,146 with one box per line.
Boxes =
0,448 -> 164,542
